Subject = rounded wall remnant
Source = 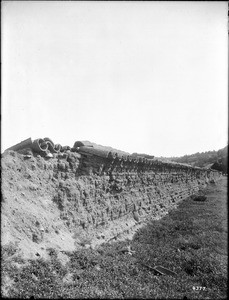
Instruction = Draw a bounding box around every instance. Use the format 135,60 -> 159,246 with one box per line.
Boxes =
44,137 -> 55,147
32,139 -> 48,154
73,141 -> 93,148
77,146 -> 110,159
45,141 -> 56,153
61,146 -> 71,152
54,144 -> 62,152
44,137 -> 61,153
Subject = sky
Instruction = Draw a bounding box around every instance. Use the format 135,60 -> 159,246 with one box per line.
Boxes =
2,1 -> 228,157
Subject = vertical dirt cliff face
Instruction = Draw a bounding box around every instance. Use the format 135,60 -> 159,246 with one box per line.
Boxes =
1,149 -> 221,258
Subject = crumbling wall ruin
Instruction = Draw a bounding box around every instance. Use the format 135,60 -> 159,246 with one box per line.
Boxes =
2,138 -> 221,252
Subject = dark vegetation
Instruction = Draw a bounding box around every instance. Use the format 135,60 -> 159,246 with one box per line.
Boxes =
2,178 -> 227,299
168,145 -> 228,174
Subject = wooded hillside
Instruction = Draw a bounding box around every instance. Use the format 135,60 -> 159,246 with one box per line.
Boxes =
168,146 -> 228,174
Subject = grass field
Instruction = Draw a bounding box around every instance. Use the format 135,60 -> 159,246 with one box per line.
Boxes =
2,177 -> 227,299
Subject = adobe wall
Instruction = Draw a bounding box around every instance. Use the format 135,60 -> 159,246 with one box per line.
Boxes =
2,140 -> 221,250
48,149 -> 220,245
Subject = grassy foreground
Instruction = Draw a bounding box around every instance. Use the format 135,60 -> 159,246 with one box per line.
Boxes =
2,178 -> 227,299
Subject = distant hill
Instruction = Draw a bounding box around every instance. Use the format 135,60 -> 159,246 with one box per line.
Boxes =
166,146 -> 228,174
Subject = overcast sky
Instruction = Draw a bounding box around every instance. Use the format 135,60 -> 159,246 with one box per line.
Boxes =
2,1 -> 228,157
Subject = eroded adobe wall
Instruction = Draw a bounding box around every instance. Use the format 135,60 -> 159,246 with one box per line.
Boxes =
48,149 -> 220,244
2,147 -> 221,251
